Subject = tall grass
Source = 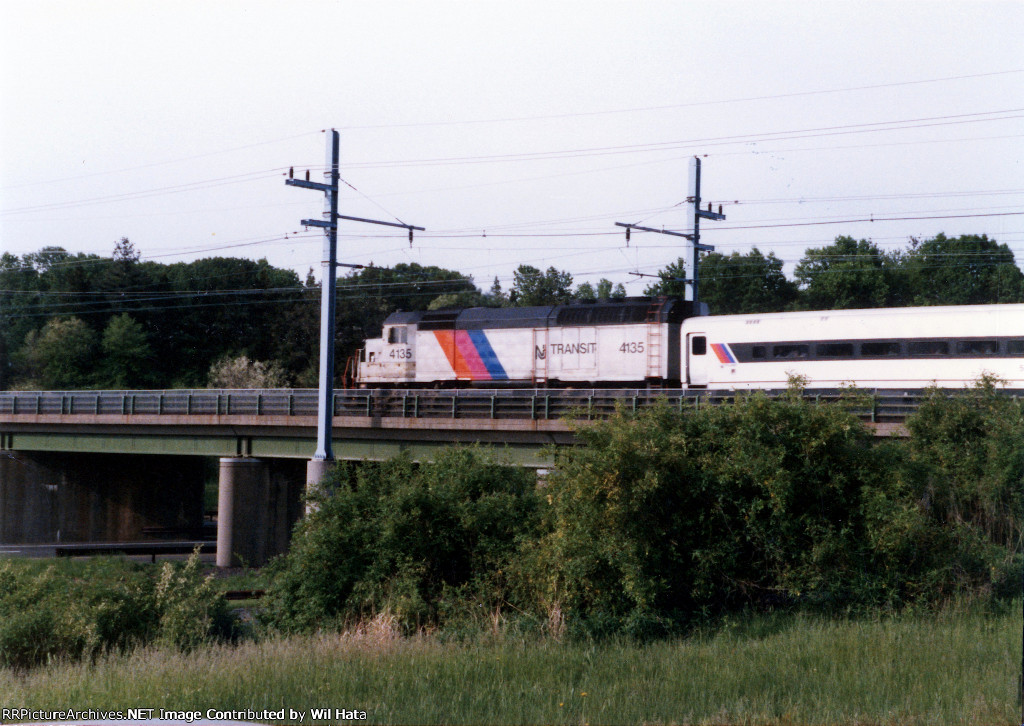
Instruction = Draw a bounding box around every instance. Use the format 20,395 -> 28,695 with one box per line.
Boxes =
3,605 -> 1019,725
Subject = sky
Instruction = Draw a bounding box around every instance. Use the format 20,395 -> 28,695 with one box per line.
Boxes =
1,0 -> 1022,300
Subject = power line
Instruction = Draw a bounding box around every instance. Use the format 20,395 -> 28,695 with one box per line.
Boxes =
0,132 -> 320,191
0,169 -> 285,217
337,70 -> 1024,130
339,108 -> 1024,169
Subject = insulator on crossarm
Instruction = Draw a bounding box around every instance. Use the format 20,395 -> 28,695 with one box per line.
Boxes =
289,167 -> 294,179
305,170 -> 310,181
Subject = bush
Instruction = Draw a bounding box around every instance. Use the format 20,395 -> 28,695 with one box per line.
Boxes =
154,548 -> 236,651
530,391 -> 880,634
263,448 -> 541,633
0,551 -> 236,669
262,380 -> 1022,641
0,559 -> 157,669
863,378 -> 1024,604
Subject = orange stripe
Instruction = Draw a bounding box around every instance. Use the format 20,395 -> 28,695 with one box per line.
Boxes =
433,330 -> 473,378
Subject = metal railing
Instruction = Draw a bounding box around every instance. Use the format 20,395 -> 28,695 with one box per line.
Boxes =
2,387 -> 1018,425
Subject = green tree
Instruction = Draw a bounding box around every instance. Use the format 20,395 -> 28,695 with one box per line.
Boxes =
574,282 -> 597,302
898,233 -> 1024,306
0,253 -> 42,390
484,276 -> 509,307
596,278 -> 626,300
427,290 -> 486,310
794,236 -> 894,309
509,265 -> 573,306
154,257 -> 304,386
648,249 -> 797,313
100,314 -> 153,389
16,317 -> 98,389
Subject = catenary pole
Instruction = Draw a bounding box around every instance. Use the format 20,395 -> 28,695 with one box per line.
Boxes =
316,129 -> 340,462
614,156 -> 724,309
286,129 -> 423,489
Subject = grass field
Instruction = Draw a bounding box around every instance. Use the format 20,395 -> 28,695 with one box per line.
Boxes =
2,604 -> 1020,725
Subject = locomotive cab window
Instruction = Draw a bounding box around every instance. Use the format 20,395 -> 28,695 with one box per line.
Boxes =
691,336 -> 706,355
957,340 -> 999,355
388,326 -> 408,344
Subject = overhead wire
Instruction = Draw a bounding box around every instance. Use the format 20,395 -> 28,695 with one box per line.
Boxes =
0,169 -> 286,216
338,108 -> 1024,169
337,69 -> 1024,130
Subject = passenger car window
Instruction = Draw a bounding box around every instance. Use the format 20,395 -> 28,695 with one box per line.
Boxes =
909,341 -> 949,356
773,344 -> 808,359
957,340 -> 999,355
861,342 -> 901,356
816,343 -> 853,357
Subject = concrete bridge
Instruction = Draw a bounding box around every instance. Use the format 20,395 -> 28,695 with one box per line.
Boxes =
0,387 -> 956,566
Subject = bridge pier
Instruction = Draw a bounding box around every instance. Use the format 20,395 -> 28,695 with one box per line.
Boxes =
0,452 -> 203,544
216,457 -> 303,568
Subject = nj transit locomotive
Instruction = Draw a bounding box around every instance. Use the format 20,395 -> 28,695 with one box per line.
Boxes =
356,298 -> 1024,389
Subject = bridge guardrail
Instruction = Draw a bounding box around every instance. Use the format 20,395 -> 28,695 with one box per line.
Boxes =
2,387 -> 1020,425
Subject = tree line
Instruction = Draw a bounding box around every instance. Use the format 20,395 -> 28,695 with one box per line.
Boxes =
1,233 -> 1021,390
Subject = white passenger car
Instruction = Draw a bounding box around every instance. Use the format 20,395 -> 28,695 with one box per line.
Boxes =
681,304 -> 1024,389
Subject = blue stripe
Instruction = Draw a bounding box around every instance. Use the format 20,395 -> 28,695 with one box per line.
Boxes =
467,330 -> 508,380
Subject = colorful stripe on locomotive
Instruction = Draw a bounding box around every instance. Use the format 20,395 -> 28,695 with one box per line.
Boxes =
432,330 -> 509,380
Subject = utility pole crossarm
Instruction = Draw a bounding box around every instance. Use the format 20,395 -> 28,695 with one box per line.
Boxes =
613,157 -> 726,308
335,214 -> 425,232
285,178 -> 335,193
614,222 -> 694,240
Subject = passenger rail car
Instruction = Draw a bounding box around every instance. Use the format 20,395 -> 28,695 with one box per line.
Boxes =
356,300 -> 1024,390
684,304 -> 1024,389
358,298 -> 704,387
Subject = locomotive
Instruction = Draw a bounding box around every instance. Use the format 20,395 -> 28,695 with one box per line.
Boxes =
356,298 -> 1024,389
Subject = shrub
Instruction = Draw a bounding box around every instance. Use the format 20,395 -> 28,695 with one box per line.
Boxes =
154,548 -> 236,651
864,378 -> 1024,604
263,448 -> 541,633
0,559 -> 157,669
531,392 -> 881,634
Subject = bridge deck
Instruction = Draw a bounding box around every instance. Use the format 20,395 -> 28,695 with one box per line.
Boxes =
2,388 -> 1016,462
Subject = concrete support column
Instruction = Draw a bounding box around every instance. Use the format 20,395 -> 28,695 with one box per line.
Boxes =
305,458 -> 334,513
306,458 -> 334,490
217,457 -> 269,568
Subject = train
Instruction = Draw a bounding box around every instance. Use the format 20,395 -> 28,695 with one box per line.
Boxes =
355,298 -> 1024,389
